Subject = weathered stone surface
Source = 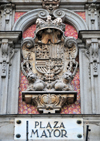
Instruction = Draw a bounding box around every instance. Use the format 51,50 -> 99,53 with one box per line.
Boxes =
13,8 -> 87,31
0,0 -> 93,4
0,115 -> 100,140
0,31 -> 22,114
79,31 -> 100,114
85,3 -> 100,30
0,3 -> 15,31
21,16 -> 78,113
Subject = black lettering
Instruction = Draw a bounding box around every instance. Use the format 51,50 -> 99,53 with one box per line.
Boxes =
54,121 -> 59,128
40,121 -> 45,128
46,122 -> 52,128
54,129 -> 60,137
61,130 -> 67,138
40,130 -> 48,138
31,129 -> 39,137
47,129 -> 53,137
60,122 -> 65,128
35,121 -> 39,128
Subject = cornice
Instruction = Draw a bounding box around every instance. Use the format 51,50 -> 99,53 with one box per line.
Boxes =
0,0 -> 100,5
1,0 -> 100,12
0,31 -> 22,43
79,30 -> 100,42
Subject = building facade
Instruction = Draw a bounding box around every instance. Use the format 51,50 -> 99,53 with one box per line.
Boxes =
0,0 -> 100,140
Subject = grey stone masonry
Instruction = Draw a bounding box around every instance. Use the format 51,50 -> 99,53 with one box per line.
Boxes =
0,0 -> 100,115
0,3 -> 15,31
0,31 -> 22,114
79,31 -> 100,114
85,3 -> 100,30
0,114 -> 100,141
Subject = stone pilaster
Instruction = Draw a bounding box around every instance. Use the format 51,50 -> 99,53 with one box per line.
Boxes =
0,31 -> 22,114
0,3 -> 15,31
85,3 -> 100,30
79,31 -> 100,114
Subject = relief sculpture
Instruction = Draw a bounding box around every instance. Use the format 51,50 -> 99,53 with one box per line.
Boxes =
22,15 -> 78,113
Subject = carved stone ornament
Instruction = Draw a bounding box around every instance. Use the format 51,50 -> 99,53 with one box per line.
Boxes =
42,0 -> 61,13
0,3 -> 15,30
22,15 -> 78,113
0,39 -> 14,78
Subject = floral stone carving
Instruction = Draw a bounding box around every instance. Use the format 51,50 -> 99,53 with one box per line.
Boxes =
21,15 -> 78,113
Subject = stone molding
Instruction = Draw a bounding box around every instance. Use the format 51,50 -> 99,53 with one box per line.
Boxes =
85,3 -> 100,30
13,9 -> 49,32
0,3 -> 15,31
79,30 -> 100,114
0,114 -> 100,140
12,8 -> 88,32
79,30 -> 100,77
0,31 -> 21,67
0,31 -> 22,114
54,9 -> 88,31
79,30 -> 100,41
0,0 -> 97,4
0,31 -> 22,41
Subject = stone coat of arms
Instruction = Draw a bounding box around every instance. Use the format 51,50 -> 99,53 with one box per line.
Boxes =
21,15 -> 78,113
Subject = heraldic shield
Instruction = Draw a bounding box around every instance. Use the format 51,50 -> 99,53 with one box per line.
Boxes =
21,15 -> 78,113
35,43 -> 64,81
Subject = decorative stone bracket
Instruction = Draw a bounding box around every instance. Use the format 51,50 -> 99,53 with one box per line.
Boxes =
22,91 -> 77,113
0,39 -> 13,77
86,38 -> 100,77
0,31 -> 22,114
0,32 -> 22,78
79,31 -> 100,77
79,30 -> 100,114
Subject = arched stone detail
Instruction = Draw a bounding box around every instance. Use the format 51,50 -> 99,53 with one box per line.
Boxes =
13,8 -> 88,32
53,9 -> 88,32
12,9 -> 49,32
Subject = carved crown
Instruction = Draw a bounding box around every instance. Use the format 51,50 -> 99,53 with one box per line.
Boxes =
35,15 -> 65,35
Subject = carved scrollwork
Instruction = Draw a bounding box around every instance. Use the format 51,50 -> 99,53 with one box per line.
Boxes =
53,9 -> 65,20
33,94 -> 68,110
64,37 -> 78,59
85,39 -> 100,77
38,10 -> 49,19
22,37 -> 35,49
64,37 -> 77,48
21,37 -> 35,62
0,39 -> 14,78
1,42 -> 8,56
22,91 -> 77,113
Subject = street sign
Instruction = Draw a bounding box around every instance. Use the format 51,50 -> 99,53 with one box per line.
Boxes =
15,118 -> 83,140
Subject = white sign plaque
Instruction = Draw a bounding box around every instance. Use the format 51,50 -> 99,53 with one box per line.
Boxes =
15,118 -> 83,140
